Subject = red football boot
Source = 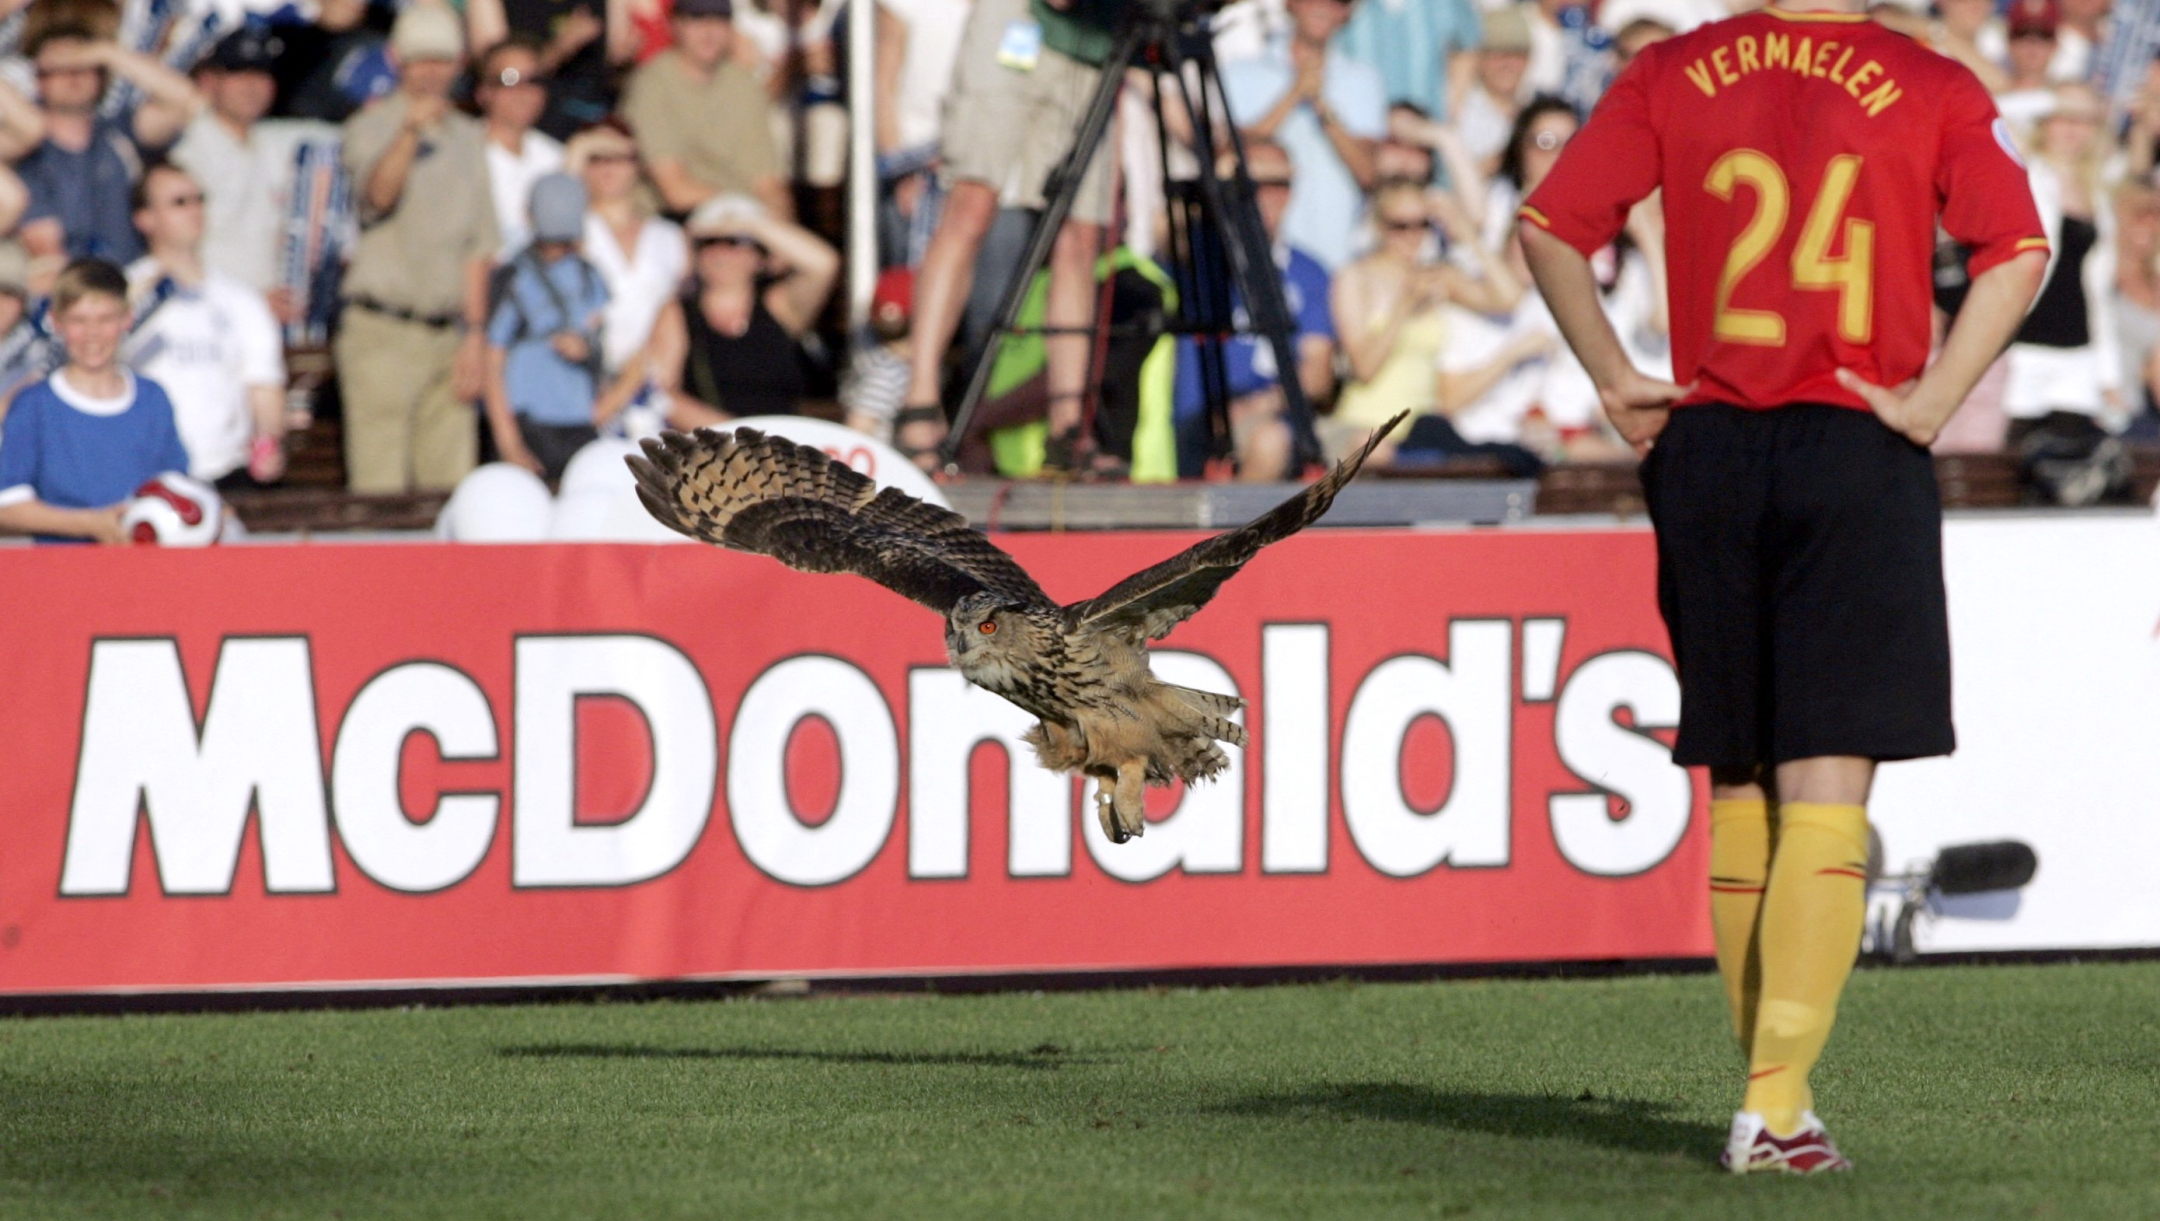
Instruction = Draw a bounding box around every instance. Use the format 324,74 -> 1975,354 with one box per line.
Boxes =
1719,1110 -> 1854,1174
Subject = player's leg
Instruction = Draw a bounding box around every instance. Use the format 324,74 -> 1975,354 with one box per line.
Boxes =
1726,404 -> 1954,1170
1708,765 -> 1771,1057
1742,754 -> 1872,1140
1635,407 -> 1776,1061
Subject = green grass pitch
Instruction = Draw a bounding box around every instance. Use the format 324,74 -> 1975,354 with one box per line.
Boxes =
1,961 -> 2155,1220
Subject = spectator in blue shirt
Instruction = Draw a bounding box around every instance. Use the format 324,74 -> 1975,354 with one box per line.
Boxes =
18,24 -> 202,267
483,173 -> 612,484
1334,0 -> 1484,124
1222,0 -> 1388,271
0,259 -> 190,543
1173,139 -> 1336,480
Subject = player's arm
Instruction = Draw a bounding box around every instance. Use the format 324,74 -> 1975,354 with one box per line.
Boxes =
1522,222 -> 1689,451
1515,52 -> 1680,451
1836,250 -> 2046,446
1838,71 -> 2051,446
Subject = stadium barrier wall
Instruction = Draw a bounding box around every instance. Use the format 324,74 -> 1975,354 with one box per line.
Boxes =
0,528 -> 1712,994
1,516 -> 2151,996
1868,513 -> 2160,954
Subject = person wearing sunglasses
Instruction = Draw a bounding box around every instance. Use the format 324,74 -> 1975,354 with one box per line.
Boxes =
122,161 -> 288,488
476,35 -> 566,257
566,121 -> 687,405
18,21 -> 202,270
639,193 -> 837,426
1169,139 -> 1335,481
1327,179 -> 1524,464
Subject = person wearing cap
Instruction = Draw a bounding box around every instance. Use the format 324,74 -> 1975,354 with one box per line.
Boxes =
640,193 -> 838,425
1452,6 -> 1535,176
1996,0 -> 2063,133
17,21 -> 202,268
483,172 -> 611,483
618,0 -> 790,222
335,2 -> 501,493
841,266 -> 916,442
171,26 -> 315,297
1999,82 -> 2129,499
123,161 -> 289,487
474,34 -> 566,257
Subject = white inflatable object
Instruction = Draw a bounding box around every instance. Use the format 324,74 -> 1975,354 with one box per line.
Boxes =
723,415 -> 951,510
120,472 -> 223,546
434,463 -> 555,542
549,437 -> 690,543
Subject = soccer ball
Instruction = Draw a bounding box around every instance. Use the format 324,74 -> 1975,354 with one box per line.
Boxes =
120,472 -> 224,547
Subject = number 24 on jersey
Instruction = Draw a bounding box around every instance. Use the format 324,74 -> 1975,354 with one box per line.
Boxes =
1704,150 -> 1874,348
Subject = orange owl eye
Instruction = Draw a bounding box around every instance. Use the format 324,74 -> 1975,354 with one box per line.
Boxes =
979,620 -> 997,635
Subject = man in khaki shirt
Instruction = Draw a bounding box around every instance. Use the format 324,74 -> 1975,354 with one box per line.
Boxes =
619,0 -> 790,220
335,4 -> 500,493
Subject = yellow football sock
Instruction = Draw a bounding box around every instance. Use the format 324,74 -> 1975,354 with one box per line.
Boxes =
1743,801 -> 1870,1136
1708,797 -> 1772,1056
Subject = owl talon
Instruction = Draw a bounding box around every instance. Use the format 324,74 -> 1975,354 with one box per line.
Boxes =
1095,788 -> 1129,844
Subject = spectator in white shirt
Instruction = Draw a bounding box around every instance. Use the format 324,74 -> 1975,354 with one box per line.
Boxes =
172,28 -> 320,305
124,162 -> 288,485
566,120 -> 687,379
477,34 -> 565,256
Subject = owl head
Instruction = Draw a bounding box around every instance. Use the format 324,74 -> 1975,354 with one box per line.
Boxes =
944,590 -> 1040,687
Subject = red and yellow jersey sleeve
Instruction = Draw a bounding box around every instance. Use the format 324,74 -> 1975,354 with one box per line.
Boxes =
1518,56 -> 1662,259
1934,70 -> 2052,277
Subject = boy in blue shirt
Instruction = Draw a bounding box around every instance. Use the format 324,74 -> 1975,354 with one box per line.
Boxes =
483,173 -> 611,485
0,258 -> 189,543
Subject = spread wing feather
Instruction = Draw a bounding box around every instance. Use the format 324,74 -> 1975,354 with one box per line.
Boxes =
628,427 -> 1053,614
1061,412 -> 1408,642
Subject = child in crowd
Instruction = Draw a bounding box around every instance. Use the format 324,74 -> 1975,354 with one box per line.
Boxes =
483,172 -> 611,485
841,266 -> 914,443
0,258 -> 188,543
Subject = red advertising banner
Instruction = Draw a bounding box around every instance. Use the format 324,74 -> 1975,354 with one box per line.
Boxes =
0,529 -> 1711,995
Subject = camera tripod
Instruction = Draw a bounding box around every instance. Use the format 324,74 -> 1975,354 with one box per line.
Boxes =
935,0 -> 1320,473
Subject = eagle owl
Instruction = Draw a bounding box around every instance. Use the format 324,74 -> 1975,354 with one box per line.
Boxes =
627,413 -> 1405,844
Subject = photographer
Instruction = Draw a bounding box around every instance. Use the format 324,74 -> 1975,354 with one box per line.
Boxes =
895,0 -> 1121,472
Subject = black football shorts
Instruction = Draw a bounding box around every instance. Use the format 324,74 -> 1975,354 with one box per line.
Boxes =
1638,402 -> 1955,769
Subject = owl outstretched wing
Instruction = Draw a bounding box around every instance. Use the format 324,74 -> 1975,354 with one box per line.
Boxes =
628,427 -> 1054,615
1061,412 -> 1408,644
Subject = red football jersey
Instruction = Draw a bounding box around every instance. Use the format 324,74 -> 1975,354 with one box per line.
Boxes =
1520,6 -> 2048,412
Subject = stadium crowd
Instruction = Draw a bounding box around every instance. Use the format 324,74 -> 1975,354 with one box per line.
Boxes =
0,0 -> 2156,535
